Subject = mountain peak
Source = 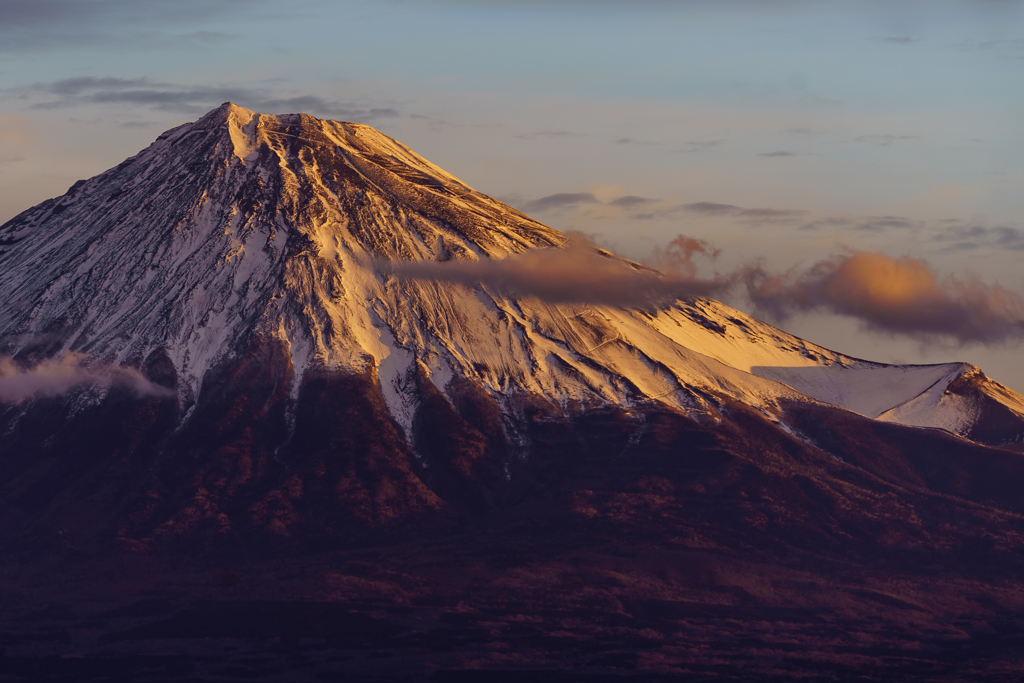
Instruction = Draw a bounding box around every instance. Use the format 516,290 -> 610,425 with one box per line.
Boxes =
0,103 -> 565,394
186,101 -> 257,137
222,101 -> 255,116
199,100 -> 256,121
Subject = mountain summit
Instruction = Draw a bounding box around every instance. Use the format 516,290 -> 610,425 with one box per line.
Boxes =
2,102 -> 1024,547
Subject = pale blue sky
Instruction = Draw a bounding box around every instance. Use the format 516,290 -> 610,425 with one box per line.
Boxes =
2,0 -> 1023,386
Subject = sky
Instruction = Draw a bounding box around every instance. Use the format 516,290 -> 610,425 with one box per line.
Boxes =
2,0 -> 1023,388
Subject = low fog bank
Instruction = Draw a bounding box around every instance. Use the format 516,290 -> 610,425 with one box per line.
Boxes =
0,352 -> 173,403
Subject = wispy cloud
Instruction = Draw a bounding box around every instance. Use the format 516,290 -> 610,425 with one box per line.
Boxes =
380,236 -> 730,307
516,193 -> 804,224
851,216 -> 923,232
679,201 -> 741,215
736,208 -> 805,220
44,76 -> 151,95
607,195 -> 657,207
648,235 -> 720,280
932,222 -> 1024,252
631,201 -> 805,222
24,76 -> 399,119
796,214 -> 924,233
759,150 -> 795,158
955,38 -> 1024,60
797,216 -> 853,232
522,192 -> 600,212
614,137 -> 658,146
0,352 -> 173,403
675,139 -> 724,153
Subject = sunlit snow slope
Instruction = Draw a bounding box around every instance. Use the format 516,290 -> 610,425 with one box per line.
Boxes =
2,103 -> 1022,444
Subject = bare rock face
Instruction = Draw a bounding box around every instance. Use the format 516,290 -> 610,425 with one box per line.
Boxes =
2,102 -> 1024,556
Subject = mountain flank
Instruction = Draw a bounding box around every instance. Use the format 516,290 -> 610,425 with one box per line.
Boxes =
2,103 -> 1024,680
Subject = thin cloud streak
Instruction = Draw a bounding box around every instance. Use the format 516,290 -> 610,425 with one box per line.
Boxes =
681,201 -> 741,215
932,222 -> 1024,252
379,238 -> 730,308
0,352 -> 173,403
522,192 -> 599,212
796,214 -> 923,232
675,139 -> 724,153
608,195 -> 657,207
955,38 -> 1024,60
511,192 -> 805,224
631,201 -> 805,222
24,77 -> 399,119
615,137 -> 658,146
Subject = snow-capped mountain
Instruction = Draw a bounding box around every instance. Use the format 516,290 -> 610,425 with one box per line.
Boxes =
2,103 -> 1019,438
2,103 -> 1024,547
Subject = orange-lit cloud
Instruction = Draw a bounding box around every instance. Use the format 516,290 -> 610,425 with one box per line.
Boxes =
649,235 -> 721,280
0,352 -> 173,403
747,252 -> 1024,343
385,239 -> 1024,344
380,236 -> 730,307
